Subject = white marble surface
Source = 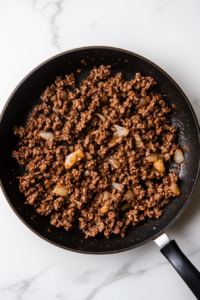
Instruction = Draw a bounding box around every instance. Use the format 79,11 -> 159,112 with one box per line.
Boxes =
0,0 -> 200,299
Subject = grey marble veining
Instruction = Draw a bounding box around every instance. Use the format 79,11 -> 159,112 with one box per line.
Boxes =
31,0 -> 64,50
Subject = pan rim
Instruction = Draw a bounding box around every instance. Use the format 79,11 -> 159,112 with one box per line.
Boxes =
1,45 -> 200,254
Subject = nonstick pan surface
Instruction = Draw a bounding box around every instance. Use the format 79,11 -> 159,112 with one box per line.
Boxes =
0,46 -> 200,254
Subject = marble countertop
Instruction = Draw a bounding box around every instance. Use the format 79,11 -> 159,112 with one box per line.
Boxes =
1,0 -> 200,299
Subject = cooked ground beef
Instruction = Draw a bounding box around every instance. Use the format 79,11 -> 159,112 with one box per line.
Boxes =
12,65 -> 182,239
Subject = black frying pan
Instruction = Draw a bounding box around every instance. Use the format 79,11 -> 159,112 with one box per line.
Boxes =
0,47 -> 200,298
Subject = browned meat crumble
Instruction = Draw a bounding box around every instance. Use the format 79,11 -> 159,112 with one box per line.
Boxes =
12,65 -> 183,239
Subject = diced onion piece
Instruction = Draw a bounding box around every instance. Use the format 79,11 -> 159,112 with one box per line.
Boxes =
53,184 -> 68,197
124,190 -> 134,201
65,149 -> 84,169
96,113 -> 106,122
109,125 -> 129,147
99,94 -> 108,104
84,170 -> 90,177
85,152 -> 93,160
112,182 -> 124,193
39,131 -> 54,141
107,156 -> 121,169
135,97 -> 148,110
52,107 -> 60,114
174,149 -> 184,165
121,202 -> 131,211
114,125 -> 129,136
90,129 -> 100,135
169,183 -> 181,196
101,205 -> 109,214
103,191 -> 110,201
134,134 -> 144,149
154,160 -> 165,173
147,152 -> 158,162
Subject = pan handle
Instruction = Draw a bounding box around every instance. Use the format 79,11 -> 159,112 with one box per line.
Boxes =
154,233 -> 200,299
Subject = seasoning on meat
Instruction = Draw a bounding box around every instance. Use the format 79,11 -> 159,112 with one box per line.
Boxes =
12,65 -> 181,239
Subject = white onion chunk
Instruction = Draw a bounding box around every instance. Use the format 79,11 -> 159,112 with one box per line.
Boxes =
96,113 -> 106,122
107,156 -> 121,169
174,149 -> 184,165
39,131 -> 54,141
109,125 -> 129,147
112,182 -> 124,193
53,184 -> 68,197
65,149 -> 84,169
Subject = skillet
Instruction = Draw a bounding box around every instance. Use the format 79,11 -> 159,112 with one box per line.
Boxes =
0,46 -> 200,298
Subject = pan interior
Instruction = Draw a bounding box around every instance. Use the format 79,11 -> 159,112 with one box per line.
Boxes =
0,47 -> 199,254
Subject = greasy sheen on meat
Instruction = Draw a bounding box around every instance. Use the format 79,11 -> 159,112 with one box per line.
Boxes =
12,65 -> 181,239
